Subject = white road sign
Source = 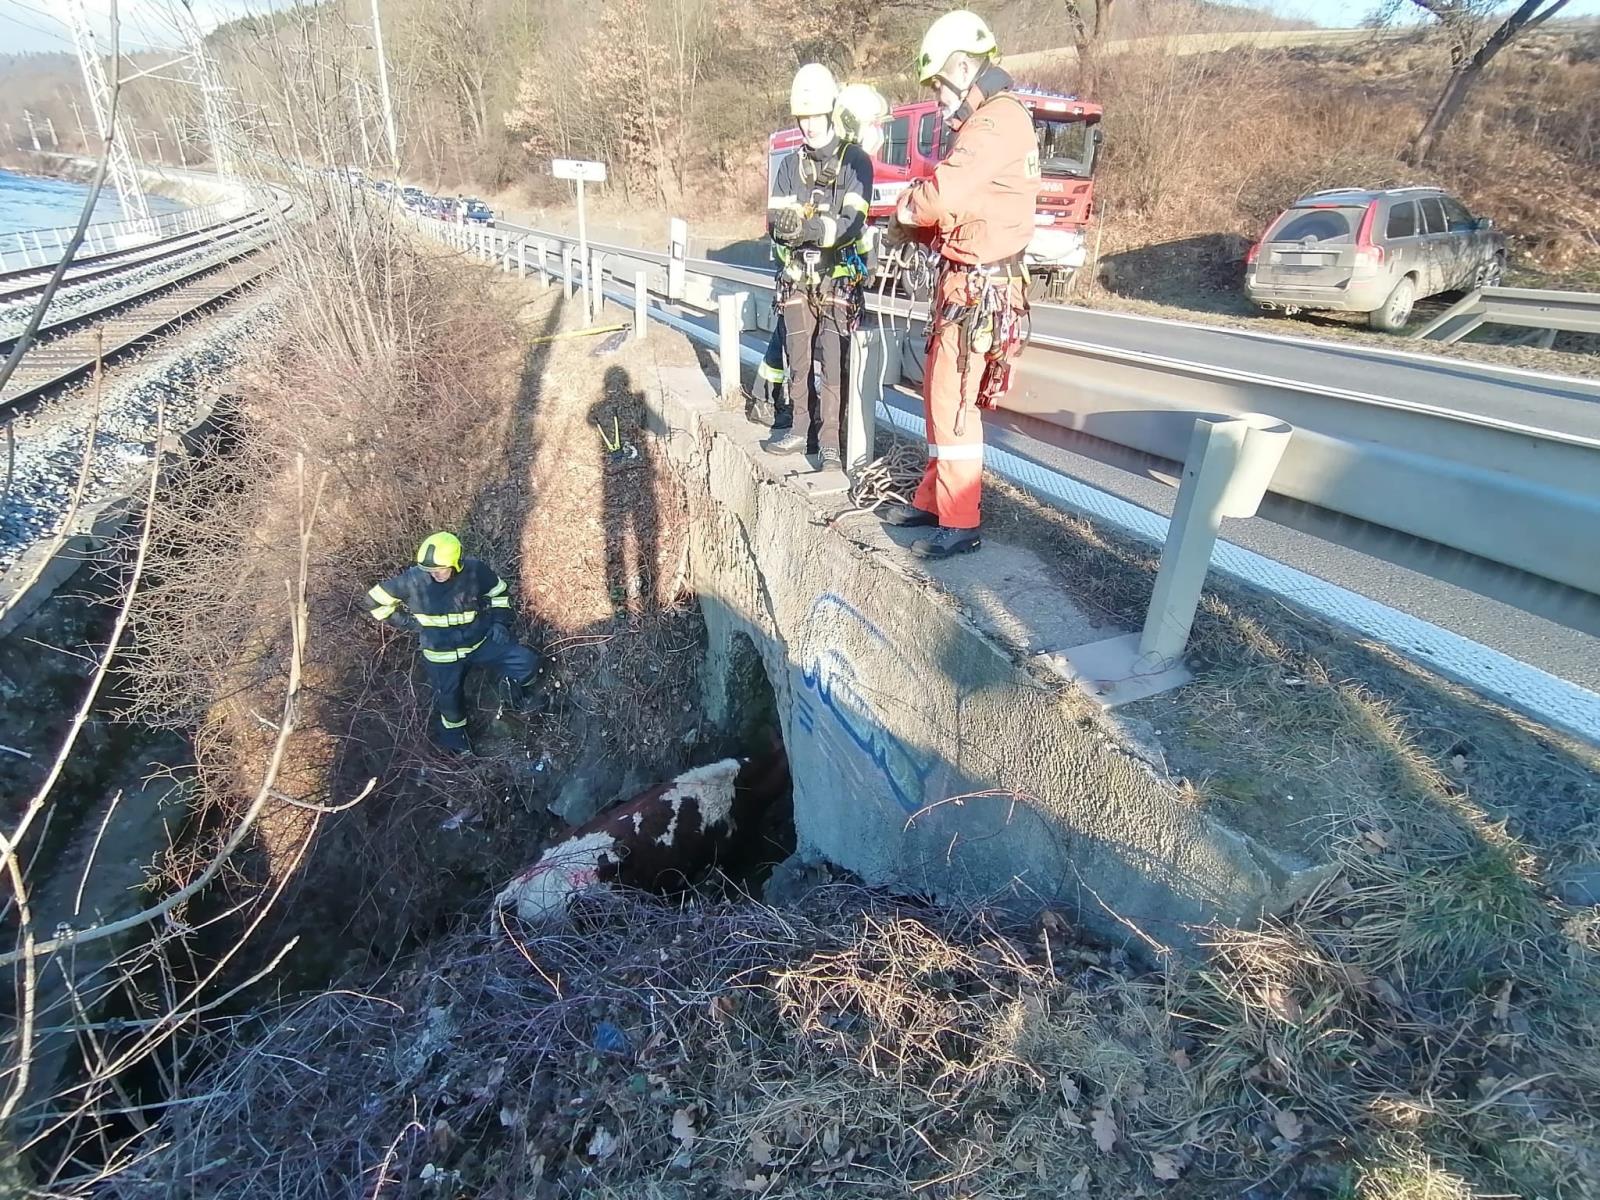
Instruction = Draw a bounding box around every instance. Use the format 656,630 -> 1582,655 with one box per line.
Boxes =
552,159 -> 607,183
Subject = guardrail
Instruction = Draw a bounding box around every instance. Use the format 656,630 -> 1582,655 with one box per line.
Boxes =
409,211 -> 1600,609
1413,284 -> 1600,345
0,199 -> 252,273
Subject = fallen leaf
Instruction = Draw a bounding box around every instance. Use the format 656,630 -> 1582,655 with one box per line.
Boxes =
1151,1150 -> 1183,1180
749,1132 -> 774,1166
1059,1072 -> 1082,1106
1264,984 -> 1303,1024
1492,980 -> 1512,1024
1171,1047 -> 1191,1070
709,994 -> 738,1023
743,1173 -> 771,1192
1360,828 -> 1390,853
1451,753 -> 1468,772
429,1117 -> 454,1156
1070,1166 -> 1091,1191
1269,1104 -> 1304,1144
1090,1106 -> 1118,1153
671,1107 -> 698,1147
587,1126 -> 620,1159
821,1122 -> 842,1157
1058,1106 -> 1086,1130
498,1105 -> 523,1129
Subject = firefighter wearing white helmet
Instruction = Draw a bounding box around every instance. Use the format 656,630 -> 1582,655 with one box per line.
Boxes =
759,63 -> 875,472
881,10 -> 1040,558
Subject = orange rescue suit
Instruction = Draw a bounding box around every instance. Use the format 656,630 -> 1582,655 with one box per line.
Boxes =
897,66 -> 1040,529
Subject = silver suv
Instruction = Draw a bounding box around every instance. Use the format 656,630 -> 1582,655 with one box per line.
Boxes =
1244,187 -> 1506,331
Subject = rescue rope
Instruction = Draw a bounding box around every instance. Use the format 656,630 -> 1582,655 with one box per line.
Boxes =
845,267 -> 930,514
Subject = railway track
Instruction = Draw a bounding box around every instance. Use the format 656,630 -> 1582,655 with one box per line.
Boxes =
0,196 -> 286,418
0,210 -> 270,306
0,250 -> 273,416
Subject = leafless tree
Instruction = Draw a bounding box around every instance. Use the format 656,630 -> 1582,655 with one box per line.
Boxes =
1403,0 -> 1572,164
1062,0 -> 1116,95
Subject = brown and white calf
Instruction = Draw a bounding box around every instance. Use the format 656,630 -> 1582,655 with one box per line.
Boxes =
494,753 -> 789,923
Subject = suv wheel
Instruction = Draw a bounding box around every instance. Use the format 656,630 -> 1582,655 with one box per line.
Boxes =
1369,277 -> 1416,332
1476,254 -> 1506,290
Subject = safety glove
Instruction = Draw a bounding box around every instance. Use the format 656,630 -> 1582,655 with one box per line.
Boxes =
487,622 -> 512,645
769,206 -> 804,244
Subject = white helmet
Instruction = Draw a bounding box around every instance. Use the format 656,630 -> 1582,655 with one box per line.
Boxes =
916,10 -> 999,84
833,84 -> 889,151
790,63 -> 839,118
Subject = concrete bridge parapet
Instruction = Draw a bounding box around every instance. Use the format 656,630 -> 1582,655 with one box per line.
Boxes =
648,365 -> 1325,953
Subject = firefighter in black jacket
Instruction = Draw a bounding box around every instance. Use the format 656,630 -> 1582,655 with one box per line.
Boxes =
367,532 -> 541,754
764,63 -> 874,470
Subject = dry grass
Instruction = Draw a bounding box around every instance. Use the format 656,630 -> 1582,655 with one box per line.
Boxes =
94,843 -> 1600,1200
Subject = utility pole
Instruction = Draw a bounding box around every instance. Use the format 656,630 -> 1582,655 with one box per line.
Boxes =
22,110 -> 41,152
66,0 -> 151,224
180,1 -> 233,176
44,117 -> 59,149
368,0 -> 400,174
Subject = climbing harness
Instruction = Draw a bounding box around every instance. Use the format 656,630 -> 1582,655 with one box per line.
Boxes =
930,254 -> 1032,436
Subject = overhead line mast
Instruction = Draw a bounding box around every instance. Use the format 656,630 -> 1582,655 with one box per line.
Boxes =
65,0 -> 152,225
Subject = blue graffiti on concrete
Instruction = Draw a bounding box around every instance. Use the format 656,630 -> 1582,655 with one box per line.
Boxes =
799,593 -> 933,814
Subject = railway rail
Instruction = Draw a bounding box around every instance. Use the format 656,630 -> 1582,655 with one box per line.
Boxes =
0,204 -> 283,417
0,210 -> 271,305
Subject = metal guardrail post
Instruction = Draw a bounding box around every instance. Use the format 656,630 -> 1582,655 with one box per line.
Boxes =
1138,414 -> 1292,665
668,218 -> 687,302
536,241 -> 548,287
718,292 -> 747,404
516,239 -> 526,278
590,250 -> 604,321
562,245 -> 575,300
633,270 -> 648,341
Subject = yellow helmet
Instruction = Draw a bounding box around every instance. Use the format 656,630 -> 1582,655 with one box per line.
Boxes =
790,63 -> 839,118
916,10 -> 999,84
833,84 -> 889,147
416,531 -> 463,571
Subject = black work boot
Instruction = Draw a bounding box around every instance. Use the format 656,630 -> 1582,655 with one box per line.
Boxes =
911,526 -> 982,559
881,503 -> 937,527
435,724 -> 473,757
506,675 -> 546,714
745,383 -> 791,429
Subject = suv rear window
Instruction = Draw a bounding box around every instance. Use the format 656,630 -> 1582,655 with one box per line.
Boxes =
1267,206 -> 1363,245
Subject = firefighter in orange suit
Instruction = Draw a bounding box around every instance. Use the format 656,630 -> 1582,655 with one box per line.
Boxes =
882,10 -> 1040,558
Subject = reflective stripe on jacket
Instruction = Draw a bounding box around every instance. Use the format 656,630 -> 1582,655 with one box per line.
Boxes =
367,556 -> 512,661
897,66 -> 1040,268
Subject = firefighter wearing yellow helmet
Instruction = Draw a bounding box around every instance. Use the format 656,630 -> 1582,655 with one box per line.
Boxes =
758,63 -> 875,472
367,532 -> 542,755
881,9 -> 1040,558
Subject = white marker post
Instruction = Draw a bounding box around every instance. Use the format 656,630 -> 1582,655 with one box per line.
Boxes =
552,158 -> 606,318
718,292 -> 748,404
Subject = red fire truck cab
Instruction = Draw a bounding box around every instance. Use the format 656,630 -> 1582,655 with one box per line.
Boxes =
767,88 -> 1102,294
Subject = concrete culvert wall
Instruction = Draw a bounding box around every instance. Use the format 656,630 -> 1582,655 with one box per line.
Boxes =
659,366 -> 1322,951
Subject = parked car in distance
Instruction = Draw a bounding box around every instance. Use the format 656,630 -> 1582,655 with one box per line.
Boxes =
1244,187 -> 1505,331
400,186 -> 425,210
462,199 -> 495,227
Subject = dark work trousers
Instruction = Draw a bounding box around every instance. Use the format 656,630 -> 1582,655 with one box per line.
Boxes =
422,633 -> 540,747
758,318 -> 793,430
781,287 -> 852,456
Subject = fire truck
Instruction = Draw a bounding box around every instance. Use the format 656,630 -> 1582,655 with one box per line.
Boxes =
767,88 -> 1102,297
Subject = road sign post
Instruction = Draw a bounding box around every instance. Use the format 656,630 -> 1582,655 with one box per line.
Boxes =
552,159 -> 606,320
